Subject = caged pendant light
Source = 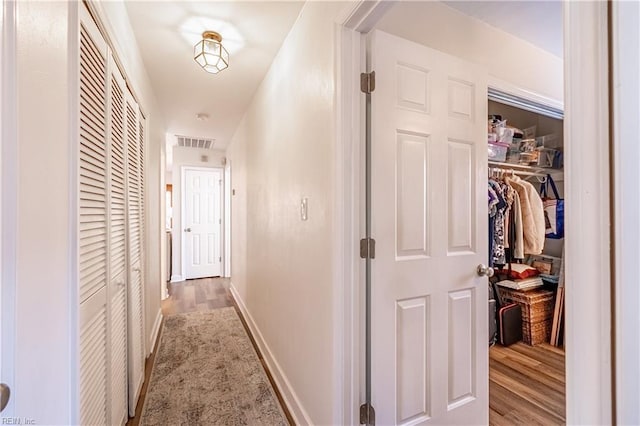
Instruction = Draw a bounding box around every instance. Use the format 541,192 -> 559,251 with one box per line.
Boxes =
193,31 -> 229,74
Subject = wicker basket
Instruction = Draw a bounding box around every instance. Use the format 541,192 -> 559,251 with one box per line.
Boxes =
498,288 -> 555,345
522,319 -> 552,345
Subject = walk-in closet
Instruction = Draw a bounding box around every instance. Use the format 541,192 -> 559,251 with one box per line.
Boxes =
487,92 -> 566,424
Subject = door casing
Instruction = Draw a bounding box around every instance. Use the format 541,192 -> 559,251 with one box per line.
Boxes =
334,1 -> 613,425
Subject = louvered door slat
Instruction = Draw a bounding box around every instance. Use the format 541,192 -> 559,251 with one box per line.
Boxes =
107,54 -> 129,425
126,93 -> 145,417
80,302 -> 107,426
79,15 -> 108,426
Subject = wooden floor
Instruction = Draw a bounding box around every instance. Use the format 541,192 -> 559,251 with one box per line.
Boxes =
161,276 -> 234,315
127,277 -> 293,426
490,342 -> 566,425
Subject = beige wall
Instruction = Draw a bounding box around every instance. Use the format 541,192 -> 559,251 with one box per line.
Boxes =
377,1 -> 564,103
96,0 -> 167,354
225,2 -> 345,424
170,146 -> 226,280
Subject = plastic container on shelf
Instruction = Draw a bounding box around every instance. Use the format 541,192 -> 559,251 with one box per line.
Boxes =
535,134 -> 560,149
488,142 -> 509,162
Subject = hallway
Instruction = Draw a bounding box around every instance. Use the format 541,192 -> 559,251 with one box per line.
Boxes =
127,278 -> 293,426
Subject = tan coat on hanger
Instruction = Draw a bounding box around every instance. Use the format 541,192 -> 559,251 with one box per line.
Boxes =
505,174 -> 546,255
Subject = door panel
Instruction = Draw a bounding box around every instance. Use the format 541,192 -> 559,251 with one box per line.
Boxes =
108,56 -> 128,425
126,91 -> 144,416
369,30 -> 488,425
184,169 -> 222,279
78,10 -> 108,425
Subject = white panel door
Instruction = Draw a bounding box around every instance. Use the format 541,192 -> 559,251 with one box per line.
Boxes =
369,30 -> 488,425
184,168 -> 222,279
108,55 -> 128,426
125,90 -> 144,416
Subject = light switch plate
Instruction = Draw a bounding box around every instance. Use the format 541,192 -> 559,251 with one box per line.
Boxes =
301,197 -> 308,221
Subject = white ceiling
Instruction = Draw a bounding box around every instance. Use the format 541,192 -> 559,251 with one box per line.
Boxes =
125,1 -> 304,150
443,1 -> 563,58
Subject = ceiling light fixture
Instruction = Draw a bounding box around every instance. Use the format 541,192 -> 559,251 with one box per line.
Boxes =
193,31 -> 229,74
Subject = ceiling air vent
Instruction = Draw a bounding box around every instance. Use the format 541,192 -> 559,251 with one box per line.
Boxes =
176,135 -> 215,149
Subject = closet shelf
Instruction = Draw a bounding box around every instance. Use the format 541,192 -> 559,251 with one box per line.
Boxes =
489,161 -> 564,181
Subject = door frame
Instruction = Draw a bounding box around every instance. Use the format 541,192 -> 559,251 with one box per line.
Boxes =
0,0 -> 17,416
180,165 -> 224,280
335,1 -> 613,425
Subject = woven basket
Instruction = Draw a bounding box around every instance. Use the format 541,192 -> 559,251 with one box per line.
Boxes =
499,288 -> 555,323
499,288 -> 555,345
523,319 -> 552,345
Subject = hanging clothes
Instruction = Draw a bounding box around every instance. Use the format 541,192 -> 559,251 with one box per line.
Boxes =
488,171 -> 545,268
504,174 -> 546,255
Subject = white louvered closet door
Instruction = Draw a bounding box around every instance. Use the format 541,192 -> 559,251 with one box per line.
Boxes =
78,6 -> 109,426
108,56 -> 129,426
126,90 -> 145,416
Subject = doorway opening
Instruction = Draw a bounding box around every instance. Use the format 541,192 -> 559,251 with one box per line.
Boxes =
332,2 -> 610,420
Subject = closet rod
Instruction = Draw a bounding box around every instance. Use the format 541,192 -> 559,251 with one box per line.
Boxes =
489,167 -> 548,182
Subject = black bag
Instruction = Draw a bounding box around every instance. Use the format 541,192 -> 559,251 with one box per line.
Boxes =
493,283 -> 522,346
489,285 -> 497,346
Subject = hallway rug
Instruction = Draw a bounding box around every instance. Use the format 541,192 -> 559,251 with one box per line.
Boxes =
139,307 -> 288,426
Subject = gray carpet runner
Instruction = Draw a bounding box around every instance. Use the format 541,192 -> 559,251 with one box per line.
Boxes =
140,307 -> 288,425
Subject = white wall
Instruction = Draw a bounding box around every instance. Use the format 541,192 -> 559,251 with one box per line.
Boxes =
170,146 -> 226,281
11,2 -> 75,422
93,0 -> 166,354
376,1 -> 564,103
225,2 -> 346,424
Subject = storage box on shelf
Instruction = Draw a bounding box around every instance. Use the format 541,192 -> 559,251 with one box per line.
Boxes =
498,287 -> 555,345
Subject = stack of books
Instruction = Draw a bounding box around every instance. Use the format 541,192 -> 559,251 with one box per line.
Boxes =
496,277 -> 543,291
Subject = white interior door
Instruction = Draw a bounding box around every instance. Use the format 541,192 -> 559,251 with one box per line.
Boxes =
126,89 -> 144,416
184,168 -> 222,279
369,30 -> 488,425
108,54 -> 128,426
78,8 -> 109,425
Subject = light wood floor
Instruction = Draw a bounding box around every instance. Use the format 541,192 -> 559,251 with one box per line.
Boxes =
161,276 -> 234,315
490,342 -> 566,425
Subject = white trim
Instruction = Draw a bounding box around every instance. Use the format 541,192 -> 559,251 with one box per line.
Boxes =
223,160 -> 231,278
148,309 -> 162,356
179,165 -> 224,280
169,274 -> 184,283
564,2 -> 612,424
229,283 -> 312,425
0,0 -> 17,417
488,76 -> 564,112
69,2 -> 81,422
612,1 -> 640,424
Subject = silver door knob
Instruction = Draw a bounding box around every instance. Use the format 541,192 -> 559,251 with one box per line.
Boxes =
1,383 -> 10,412
184,227 -> 192,232
477,264 -> 495,277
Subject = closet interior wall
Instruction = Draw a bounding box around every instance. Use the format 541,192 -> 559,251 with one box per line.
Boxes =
78,3 -> 147,425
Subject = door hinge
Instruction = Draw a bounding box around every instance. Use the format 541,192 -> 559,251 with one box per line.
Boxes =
360,238 -> 376,259
219,257 -> 222,262
360,403 -> 375,425
360,71 -> 375,94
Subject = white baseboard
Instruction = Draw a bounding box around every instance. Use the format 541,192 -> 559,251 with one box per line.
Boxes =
229,283 -> 312,425
149,308 -> 163,355
170,274 -> 183,283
